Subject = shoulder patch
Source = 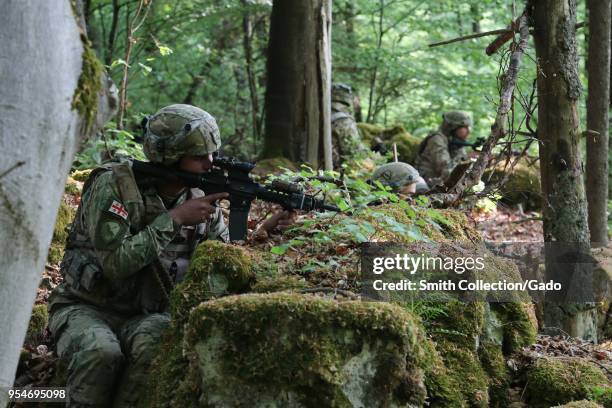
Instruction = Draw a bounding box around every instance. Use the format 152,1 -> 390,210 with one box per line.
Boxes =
95,212 -> 129,249
108,200 -> 128,220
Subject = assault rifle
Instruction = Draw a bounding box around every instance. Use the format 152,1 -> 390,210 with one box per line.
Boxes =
132,156 -> 340,241
449,136 -> 486,151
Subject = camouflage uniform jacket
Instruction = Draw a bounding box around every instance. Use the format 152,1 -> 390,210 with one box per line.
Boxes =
331,105 -> 366,168
414,130 -> 467,185
49,160 -> 228,315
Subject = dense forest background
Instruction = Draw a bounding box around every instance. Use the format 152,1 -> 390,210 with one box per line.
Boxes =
79,0 -> 587,165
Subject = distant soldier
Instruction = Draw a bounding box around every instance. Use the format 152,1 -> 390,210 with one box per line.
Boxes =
372,162 -> 429,195
331,83 -> 367,168
415,111 -> 472,186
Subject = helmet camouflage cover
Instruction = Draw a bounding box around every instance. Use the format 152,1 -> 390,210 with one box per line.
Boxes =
442,111 -> 472,131
331,83 -> 353,106
143,104 -> 221,165
372,162 -> 420,191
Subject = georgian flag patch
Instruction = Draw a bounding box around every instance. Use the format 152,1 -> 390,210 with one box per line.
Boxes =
108,200 -> 128,220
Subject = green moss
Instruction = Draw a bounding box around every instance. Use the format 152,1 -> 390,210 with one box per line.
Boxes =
483,159 -> 541,210
182,293 -> 432,407
492,303 -> 537,354
26,304 -> 48,345
71,40 -> 103,133
169,241 -> 258,323
430,301 -> 486,349
479,342 -> 510,407
251,274 -> 310,293
357,123 -> 386,144
553,401 -> 604,408
526,358 -> 609,407
589,386 -> 612,408
70,169 -> 93,182
47,202 -> 75,265
65,177 -> 81,195
390,133 -> 422,164
252,157 -> 298,177
435,339 -> 490,407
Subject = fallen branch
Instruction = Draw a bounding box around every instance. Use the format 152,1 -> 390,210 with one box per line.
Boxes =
428,14 -> 530,206
429,21 -> 584,51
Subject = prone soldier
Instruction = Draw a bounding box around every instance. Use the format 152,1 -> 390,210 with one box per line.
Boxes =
372,162 -> 429,195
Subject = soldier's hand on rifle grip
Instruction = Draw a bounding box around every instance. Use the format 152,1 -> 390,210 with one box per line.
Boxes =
168,192 -> 229,226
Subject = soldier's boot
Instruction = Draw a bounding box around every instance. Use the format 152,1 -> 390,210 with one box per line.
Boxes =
113,313 -> 170,407
49,305 -> 125,407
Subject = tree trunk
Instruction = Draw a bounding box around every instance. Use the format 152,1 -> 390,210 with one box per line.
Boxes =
586,0 -> 610,246
262,0 -> 332,169
532,0 -> 596,341
0,2 -> 114,404
241,2 -> 262,154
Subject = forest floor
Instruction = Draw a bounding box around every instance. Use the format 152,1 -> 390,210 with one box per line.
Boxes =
12,195 -> 612,405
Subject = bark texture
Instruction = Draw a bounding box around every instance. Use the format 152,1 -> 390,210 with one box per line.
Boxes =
586,0 -> 611,245
532,0 -> 595,341
262,0 -> 332,169
0,2 -> 112,404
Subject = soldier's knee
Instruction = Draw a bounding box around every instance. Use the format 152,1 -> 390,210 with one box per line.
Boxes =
89,341 -> 124,367
126,314 -> 169,363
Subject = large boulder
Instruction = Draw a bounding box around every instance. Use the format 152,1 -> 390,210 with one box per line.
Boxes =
182,293 -> 433,407
483,158 -> 541,210
357,123 -> 422,164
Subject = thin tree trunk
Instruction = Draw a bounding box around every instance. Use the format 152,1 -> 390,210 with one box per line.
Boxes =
241,2 -> 262,153
533,0 -> 596,341
586,0 -> 610,246
0,2 -> 113,404
366,0 -> 384,123
262,0 -> 332,169
106,0 -> 121,66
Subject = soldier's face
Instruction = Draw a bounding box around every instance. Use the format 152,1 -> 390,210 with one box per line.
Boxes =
454,126 -> 470,140
179,154 -> 214,173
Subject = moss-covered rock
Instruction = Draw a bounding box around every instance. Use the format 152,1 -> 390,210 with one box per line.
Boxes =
552,401 -> 604,408
47,202 -> 75,265
526,358 -> 610,407
483,159 -> 541,210
65,176 -> 81,195
70,169 -> 92,182
492,303 -> 537,354
25,304 -> 48,346
479,341 -> 511,407
252,157 -> 298,177
153,293 -> 436,407
435,340 -> 490,407
170,241 -> 262,323
357,123 -> 422,164
390,133 -> 422,164
251,274 -> 310,293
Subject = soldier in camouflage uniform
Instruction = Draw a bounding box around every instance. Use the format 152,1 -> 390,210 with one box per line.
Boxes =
331,83 -> 367,168
48,104 -> 290,407
414,111 -> 472,186
372,162 -> 429,194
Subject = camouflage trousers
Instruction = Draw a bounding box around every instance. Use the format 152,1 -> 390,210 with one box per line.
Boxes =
48,303 -> 170,408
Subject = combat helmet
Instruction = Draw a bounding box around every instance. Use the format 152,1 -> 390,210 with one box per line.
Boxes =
331,83 -> 353,106
372,162 -> 421,191
143,104 -> 221,166
441,111 -> 472,134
